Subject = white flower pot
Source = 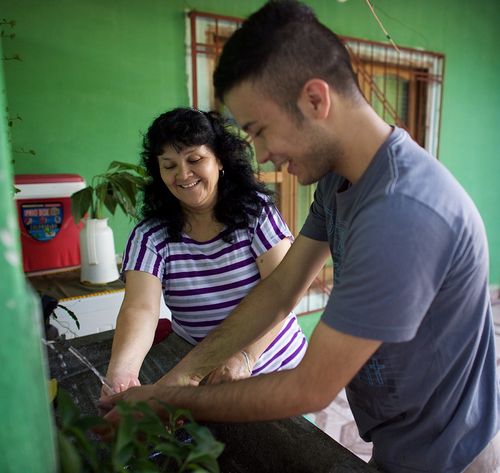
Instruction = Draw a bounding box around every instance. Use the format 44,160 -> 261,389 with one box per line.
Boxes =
79,218 -> 119,284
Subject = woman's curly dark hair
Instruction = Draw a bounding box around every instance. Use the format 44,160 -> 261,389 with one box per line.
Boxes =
140,107 -> 273,241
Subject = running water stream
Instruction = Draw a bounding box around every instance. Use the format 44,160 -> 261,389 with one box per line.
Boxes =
42,338 -> 115,394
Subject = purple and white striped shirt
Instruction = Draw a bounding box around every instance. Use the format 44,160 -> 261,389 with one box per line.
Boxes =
122,201 -> 307,375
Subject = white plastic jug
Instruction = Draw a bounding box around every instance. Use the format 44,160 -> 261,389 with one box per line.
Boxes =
79,218 -> 119,284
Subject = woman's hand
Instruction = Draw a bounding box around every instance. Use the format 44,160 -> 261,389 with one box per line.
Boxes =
100,371 -> 141,399
205,351 -> 255,384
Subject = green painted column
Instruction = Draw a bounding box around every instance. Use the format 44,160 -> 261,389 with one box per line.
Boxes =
0,41 -> 56,471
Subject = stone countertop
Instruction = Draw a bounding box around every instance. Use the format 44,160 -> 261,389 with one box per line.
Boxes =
47,331 -> 377,473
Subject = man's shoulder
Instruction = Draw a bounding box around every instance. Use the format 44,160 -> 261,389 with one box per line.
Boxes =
379,130 -> 475,227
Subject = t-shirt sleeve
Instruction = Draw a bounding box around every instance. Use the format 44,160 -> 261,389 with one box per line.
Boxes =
300,182 -> 329,242
323,196 -> 456,342
121,220 -> 167,280
250,202 -> 293,258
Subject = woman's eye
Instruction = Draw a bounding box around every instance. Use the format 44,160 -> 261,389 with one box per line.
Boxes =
255,128 -> 264,138
188,158 -> 202,164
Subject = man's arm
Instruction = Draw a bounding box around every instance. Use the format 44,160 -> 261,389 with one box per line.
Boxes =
205,238 -> 293,383
105,321 -> 381,422
158,234 -> 331,385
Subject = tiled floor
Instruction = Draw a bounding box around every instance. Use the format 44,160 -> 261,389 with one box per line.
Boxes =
306,298 -> 500,462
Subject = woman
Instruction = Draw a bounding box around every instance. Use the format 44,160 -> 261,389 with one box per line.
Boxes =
103,108 -> 307,394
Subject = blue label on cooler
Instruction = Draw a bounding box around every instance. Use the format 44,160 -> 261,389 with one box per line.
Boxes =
21,202 -> 63,241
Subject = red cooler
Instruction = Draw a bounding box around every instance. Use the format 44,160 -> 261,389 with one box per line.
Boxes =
14,174 -> 86,273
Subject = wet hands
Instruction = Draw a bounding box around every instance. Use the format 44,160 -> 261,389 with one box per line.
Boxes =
97,353 -> 255,434
100,371 -> 141,399
99,384 -> 160,428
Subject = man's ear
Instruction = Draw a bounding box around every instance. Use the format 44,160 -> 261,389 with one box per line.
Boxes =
297,79 -> 331,120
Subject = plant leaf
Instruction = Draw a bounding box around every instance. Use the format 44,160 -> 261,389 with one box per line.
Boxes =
112,406 -> 136,469
185,455 -> 221,472
53,392 -> 222,473
155,442 -> 186,465
112,442 -> 135,470
73,161 -> 148,222
108,161 -> 145,175
108,176 -> 137,217
103,182 -> 118,215
57,389 -> 80,428
120,172 -> 147,188
128,458 -> 160,473
74,415 -> 107,432
56,304 -> 80,330
117,173 -> 139,203
94,182 -> 108,218
57,430 -> 83,473
66,426 -> 99,471
71,186 -> 93,223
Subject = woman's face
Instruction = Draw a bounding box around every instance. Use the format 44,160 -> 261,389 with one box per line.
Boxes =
158,144 -> 223,212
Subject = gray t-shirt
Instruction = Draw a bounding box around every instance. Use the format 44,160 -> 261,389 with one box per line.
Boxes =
301,127 -> 499,473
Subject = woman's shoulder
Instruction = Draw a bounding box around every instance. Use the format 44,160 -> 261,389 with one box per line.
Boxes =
129,218 -> 169,241
255,191 -> 275,208
257,192 -> 286,217
247,193 -> 286,233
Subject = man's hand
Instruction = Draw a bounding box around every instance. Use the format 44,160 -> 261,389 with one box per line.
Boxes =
205,351 -> 254,384
156,366 -> 203,387
100,384 -> 160,426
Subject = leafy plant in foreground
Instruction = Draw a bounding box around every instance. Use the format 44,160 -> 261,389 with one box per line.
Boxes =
55,389 -> 224,473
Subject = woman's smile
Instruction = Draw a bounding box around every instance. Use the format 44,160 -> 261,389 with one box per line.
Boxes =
178,179 -> 201,189
158,144 -> 222,211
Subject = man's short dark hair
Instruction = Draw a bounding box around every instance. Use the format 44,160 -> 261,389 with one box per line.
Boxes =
213,0 -> 363,117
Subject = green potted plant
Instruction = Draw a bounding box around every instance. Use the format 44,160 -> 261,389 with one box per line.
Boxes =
71,161 -> 148,285
55,388 -> 224,472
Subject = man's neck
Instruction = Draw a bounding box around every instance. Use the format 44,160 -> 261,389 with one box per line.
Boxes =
331,104 -> 392,184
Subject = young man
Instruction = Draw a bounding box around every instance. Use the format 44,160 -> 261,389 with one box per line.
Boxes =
105,1 -> 500,471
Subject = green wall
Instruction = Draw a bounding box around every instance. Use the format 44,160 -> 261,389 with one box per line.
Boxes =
2,0 -> 499,283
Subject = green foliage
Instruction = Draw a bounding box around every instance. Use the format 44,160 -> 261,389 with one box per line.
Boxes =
55,389 -> 224,473
71,161 -> 149,224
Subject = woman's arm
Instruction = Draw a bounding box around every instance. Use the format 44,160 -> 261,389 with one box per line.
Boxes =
103,271 -> 162,395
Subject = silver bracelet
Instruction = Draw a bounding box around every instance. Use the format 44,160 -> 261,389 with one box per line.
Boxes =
241,350 -> 252,375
